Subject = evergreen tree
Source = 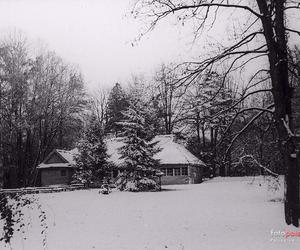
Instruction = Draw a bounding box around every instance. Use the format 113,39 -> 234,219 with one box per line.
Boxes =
106,83 -> 129,135
127,81 -> 160,139
73,117 -> 110,187
118,94 -> 160,191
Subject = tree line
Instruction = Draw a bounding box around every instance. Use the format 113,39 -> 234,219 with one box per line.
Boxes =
0,35 -> 86,188
1,35 -> 299,194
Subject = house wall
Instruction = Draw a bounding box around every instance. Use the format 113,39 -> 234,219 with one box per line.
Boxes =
160,164 -> 203,185
40,168 -> 74,186
161,175 -> 190,185
189,165 -> 203,184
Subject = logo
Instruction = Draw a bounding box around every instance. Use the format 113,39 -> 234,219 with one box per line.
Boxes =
270,229 -> 300,242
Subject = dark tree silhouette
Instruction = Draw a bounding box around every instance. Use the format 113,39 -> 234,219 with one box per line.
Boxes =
106,83 -> 129,135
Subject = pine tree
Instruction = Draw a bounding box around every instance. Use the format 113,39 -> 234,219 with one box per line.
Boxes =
118,93 -> 160,191
106,83 -> 129,135
73,117 -> 111,187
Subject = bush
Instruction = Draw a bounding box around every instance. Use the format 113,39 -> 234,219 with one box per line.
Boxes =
124,181 -> 139,192
138,178 -> 159,191
117,174 -> 160,192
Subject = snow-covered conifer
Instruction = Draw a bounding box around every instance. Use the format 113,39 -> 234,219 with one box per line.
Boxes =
118,89 -> 160,191
73,117 -> 111,187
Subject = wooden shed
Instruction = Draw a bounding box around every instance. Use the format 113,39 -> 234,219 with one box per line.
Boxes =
37,149 -> 78,186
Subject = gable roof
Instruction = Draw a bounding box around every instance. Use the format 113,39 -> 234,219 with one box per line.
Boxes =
37,148 -> 79,169
152,135 -> 205,165
56,149 -> 78,165
106,135 -> 205,167
37,135 -> 205,169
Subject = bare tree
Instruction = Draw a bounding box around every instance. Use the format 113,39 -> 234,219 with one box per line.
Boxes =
132,0 -> 300,226
0,36 -> 86,187
154,64 -> 186,134
90,88 -> 109,129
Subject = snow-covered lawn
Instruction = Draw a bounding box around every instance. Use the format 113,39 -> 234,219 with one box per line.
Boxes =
2,176 -> 300,250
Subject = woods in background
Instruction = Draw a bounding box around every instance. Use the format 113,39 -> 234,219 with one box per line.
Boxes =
1,28 -> 300,196
0,35 -> 86,188
1,35 -> 299,191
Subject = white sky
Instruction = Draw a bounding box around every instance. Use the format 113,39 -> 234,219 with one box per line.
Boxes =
0,0 -> 203,90
0,0 -> 299,91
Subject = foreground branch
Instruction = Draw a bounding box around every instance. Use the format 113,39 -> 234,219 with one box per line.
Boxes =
232,154 -> 279,177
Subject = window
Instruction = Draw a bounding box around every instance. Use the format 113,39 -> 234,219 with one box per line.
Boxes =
167,168 -> 173,176
61,169 -> 67,177
174,168 -> 181,176
181,167 -> 188,176
163,168 -> 188,176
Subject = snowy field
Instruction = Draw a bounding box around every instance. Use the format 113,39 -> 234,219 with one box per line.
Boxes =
2,176 -> 300,250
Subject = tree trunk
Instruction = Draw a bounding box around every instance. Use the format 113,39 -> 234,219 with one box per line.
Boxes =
17,129 -> 24,187
0,81 -> 3,189
212,127 -> 218,177
259,131 -> 264,175
196,120 -> 201,146
0,130 -> 3,188
257,0 -> 299,226
210,127 -> 213,154
202,126 -> 206,148
220,162 -> 225,177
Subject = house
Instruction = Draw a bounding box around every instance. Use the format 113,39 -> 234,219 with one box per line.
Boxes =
38,135 -> 205,186
106,135 -> 205,185
37,149 -> 78,186
153,135 -> 205,184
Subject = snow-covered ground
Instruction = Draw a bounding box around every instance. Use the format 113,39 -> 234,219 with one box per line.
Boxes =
2,176 -> 300,250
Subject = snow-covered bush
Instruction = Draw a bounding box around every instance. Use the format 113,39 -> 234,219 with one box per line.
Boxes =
121,177 -> 159,192
138,177 -> 159,191
115,171 -> 160,192
124,181 -> 139,192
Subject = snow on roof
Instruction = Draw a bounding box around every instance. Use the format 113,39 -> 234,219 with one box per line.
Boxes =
106,135 -> 205,166
56,148 -> 79,165
152,135 -> 205,165
37,148 -> 79,169
37,163 -> 74,169
38,135 -> 204,169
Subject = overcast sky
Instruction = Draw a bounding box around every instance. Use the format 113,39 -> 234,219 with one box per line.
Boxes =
0,0 -> 205,90
0,0 -> 299,91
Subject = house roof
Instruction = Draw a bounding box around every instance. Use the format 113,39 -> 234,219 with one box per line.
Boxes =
38,135 -> 205,169
56,149 -> 78,165
37,148 -> 79,169
152,135 -> 205,165
37,163 -> 74,169
106,135 -> 205,167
